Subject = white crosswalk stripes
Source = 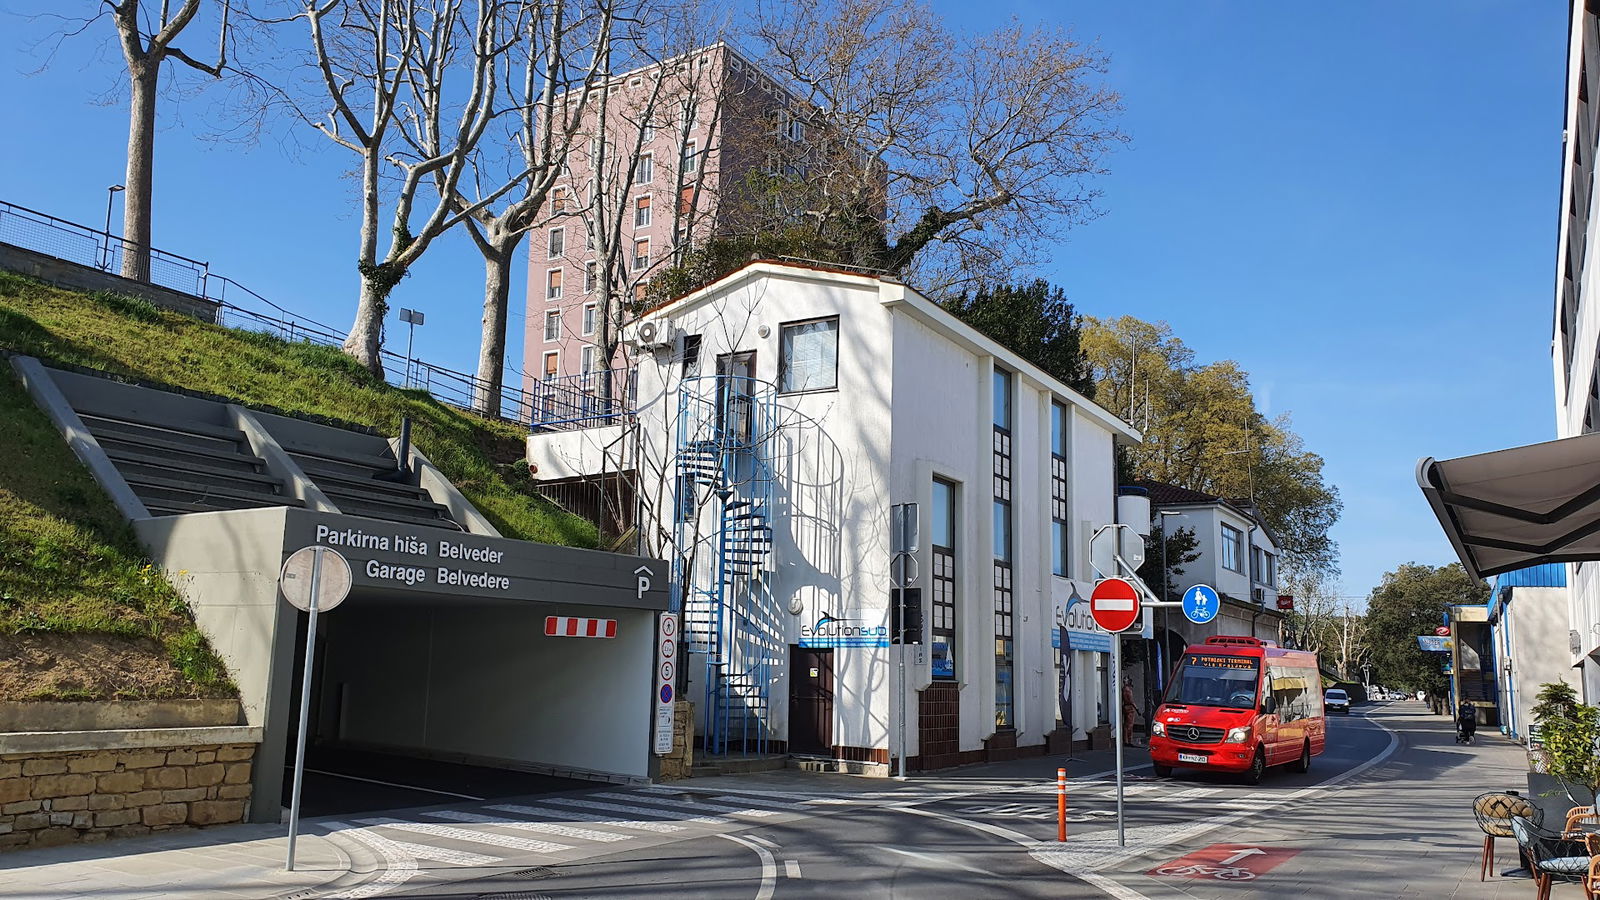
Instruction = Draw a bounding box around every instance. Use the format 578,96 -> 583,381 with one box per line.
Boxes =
424,809 -> 630,842
590,791 -> 782,818
541,795 -> 732,825
354,817 -> 574,854
386,839 -> 501,866
485,803 -> 686,833
706,793 -> 814,811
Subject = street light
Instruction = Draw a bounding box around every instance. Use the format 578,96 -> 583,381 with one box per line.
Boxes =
398,308 -> 425,388
102,184 -> 124,270
1155,509 -> 1183,695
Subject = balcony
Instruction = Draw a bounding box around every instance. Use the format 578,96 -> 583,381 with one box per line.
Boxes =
526,368 -> 634,483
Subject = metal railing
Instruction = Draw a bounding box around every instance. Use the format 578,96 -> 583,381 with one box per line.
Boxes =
527,367 -> 633,432
0,199 -> 537,425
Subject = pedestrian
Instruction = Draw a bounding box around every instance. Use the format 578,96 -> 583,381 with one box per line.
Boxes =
1122,683 -> 1140,747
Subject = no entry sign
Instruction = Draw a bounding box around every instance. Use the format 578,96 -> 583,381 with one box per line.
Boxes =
1090,577 -> 1141,633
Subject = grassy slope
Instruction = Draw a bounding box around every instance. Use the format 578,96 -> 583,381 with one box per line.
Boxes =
0,272 -> 599,699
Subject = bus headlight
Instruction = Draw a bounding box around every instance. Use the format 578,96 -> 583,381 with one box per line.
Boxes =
1225,726 -> 1251,743
1151,722 -> 1165,737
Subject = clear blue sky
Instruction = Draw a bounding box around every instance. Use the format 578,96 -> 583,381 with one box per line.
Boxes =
0,3 -> 1567,599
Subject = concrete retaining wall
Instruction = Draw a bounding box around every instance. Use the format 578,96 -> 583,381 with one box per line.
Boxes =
0,738 -> 257,851
0,241 -> 220,323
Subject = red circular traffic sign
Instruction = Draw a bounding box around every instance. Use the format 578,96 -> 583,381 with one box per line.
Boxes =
1090,577 -> 1141,633
1434,625 -> 1450,637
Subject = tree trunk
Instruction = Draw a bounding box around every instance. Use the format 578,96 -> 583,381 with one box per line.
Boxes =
121,66 -> 158,283
474,244 -> 513,418
342,154 -> 386,377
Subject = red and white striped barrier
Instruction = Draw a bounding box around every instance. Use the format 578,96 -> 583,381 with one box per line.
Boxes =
545,616 -> 617,638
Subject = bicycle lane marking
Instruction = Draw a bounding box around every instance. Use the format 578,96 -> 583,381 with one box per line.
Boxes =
1146,844 -> 1300,881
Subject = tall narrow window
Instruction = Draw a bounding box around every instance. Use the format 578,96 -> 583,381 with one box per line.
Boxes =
581,344 -> 597,374
1051,401 -> 1070,578
642,121 -> 655,143
582,303 -> 597,336
778,317 -> 839,393
635,195 -> 652,227
546,268 -> 563,300
548,227 -> 565,259
585,261 -> 598,293
634,238 -> 650,271
542,351 -> 559,381
682,140 -> 699,174
931,478 -> 958,681
1221,524 -> 1243,573
551,186 -> 569,213
543,310 -> 560,342
634,153 -> 653,185
682,333 -> 702,376
992,368 -> 1014,730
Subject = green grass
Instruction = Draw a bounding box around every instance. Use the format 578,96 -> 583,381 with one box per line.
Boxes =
0,271 -> 598,547
0,271 -> 601,699
0,372 -> 233,698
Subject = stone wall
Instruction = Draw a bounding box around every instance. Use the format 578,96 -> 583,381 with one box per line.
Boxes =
0,742 -> 255,851
657,701 -> 694,781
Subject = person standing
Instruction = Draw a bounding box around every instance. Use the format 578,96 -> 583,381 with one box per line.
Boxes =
1122,683 -> 1141,747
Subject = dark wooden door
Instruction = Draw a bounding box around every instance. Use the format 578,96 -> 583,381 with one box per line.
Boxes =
789,646 -> 834,755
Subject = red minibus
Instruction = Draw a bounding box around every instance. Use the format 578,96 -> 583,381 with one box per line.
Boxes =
1149,635 -> 1327,784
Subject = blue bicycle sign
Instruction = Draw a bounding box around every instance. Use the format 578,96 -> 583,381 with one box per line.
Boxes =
1182,584 -> 1220,625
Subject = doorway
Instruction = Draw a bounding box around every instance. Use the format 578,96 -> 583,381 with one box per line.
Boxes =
789,646 -> 834,755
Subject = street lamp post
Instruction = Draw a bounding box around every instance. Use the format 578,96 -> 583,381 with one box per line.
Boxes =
398,308 -> 425,388
1155,509 -> 1182,697
102,185 -> 124,270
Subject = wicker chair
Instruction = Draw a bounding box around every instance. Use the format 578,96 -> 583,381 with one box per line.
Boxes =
1567,805 -> 1600,836
1510,815 -> 1592,900
1475,793 -> 1543,880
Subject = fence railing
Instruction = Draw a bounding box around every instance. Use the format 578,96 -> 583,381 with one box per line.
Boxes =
528,367 -> 634,432
0,198 -> 538,426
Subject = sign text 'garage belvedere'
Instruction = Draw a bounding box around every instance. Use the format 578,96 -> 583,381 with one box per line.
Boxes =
315,523 -> 511,591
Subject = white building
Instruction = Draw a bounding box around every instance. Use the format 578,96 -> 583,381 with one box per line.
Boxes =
1487,565 -> 1576,738
527,261 -> 1142,768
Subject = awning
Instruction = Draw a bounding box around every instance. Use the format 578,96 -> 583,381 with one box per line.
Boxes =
1417,431 -> 1600,580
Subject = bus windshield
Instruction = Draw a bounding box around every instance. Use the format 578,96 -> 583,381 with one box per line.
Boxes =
1167,653 -> 1262,709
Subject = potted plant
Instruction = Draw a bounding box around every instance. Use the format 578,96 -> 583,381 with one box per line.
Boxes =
1528,682 -> 1580,773
1538,695 -> 1600,807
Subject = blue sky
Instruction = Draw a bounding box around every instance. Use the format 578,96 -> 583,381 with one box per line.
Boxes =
0,3 -> 1567,599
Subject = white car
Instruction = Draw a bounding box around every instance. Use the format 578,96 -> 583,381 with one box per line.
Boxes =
1325,689 -> 1351,714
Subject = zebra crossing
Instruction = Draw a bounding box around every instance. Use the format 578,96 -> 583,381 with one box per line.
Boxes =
317,785 -> 835,898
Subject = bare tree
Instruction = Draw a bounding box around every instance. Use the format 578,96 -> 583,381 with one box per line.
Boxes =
290,0 -> 521,376
1331,601 -> 1366,682
101,1 -> 231,282
740,0 -> 1125,292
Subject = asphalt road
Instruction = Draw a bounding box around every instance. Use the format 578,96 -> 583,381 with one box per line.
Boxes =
325,703 -> 1409,899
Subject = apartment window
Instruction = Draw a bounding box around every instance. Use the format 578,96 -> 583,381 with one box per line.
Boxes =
1221,524 -> 1243,573
682,140 -> 699,174
1251,546 -> 1264,583
682,333 -> 702,376
1051,401 -> 1069,577
633,238 -> 650,271
551,186 -> 569,213
777,317 -> 839,393
582,303 -> 597,336
679,186 -> 695,216
931,478 -> 957,681
548,227 -> 565,259
992,365 -> 1014,731
642,121 -> 655,142
581,344 -> 597,374
634,153 -> 653,185
679,99 -> 694,128
545,268 -> 563,300
543,310 -> 560,342
586,228 -> 595,251
635,195 -> 652,228
542,351 -> 559,381
585,261 -> 598,293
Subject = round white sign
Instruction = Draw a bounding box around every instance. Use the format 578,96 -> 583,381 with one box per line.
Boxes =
279,546 -> 353,613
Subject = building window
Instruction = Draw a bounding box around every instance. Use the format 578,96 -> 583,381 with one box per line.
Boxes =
679,99 -> 694,128
551,186 -> 569,213
633,238 -> 650,271
548,227 -> 565,259
635,195 -> 652,228
585,226 -> 595,252
679,186 -> 695,216
682,140 -> 698,174
542,351 -> 559,381
682,333 -> 702,376
992,368 -> 1014,731
582,303 -> 597,336
1221,524 -> 1243,573
543,310 -> 560,342
1051,401 -> 1069,577
777,317 -> 839,393
581,344 -> 597,374
634,152 -> 653,185
642,120 -> 655,142
545,268 -> 563,300
585,261 -> 598,293
931,478 -> 957,681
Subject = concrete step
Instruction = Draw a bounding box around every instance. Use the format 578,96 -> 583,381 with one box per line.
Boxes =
689,754 -> 788,777
319,484 -> 454,518
105,452 -> 283,495
328,495 -> 463,531
125,475 -> 300,511
299,466 -> 431,501
285,445 -> 400,478
79,412 -> 246,451
92,429 -> 265,471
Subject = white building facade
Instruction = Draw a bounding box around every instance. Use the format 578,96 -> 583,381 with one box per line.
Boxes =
527,261 -> 1140,768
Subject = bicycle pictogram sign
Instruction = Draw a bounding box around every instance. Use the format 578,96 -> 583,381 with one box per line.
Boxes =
1148,844 -> 1299,881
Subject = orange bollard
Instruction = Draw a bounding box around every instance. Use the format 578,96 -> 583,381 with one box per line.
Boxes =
1057,767 -> 1066,842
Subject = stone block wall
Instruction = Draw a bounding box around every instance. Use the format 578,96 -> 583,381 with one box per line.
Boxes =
0,742 -> 255,851
657,701 -> 694,781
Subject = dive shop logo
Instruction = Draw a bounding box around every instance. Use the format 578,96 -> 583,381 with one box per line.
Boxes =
799,613 -> 889,648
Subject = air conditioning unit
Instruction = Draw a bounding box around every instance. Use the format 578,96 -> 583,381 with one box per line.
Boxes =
1251,588 -> 1265,603
633,319 -> 676,351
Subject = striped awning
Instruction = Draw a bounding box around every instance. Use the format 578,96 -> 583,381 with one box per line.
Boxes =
1417,431 -> 1600,580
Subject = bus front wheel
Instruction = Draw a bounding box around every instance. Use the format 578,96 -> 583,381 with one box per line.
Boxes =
1244,747 -> 1266,785
1290,740 -> 1311,774
1153,763 -> 1172,778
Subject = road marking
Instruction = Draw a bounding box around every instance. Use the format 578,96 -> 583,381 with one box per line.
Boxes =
486,803 -> 685,833
1162,788 -> 1221,800
385,839 -> 501,866
424,809 -> 628,842
292,767 -> 484,801
785,859 -> 803,878
591,791 -> 781,818
706,793 -> 813,811
355,818 -> 573,854
542,796 -> 731,826
744,834 -> 779,849
882,846 -> 995,877
320,821 -> 420,899
720,834 -> 776,900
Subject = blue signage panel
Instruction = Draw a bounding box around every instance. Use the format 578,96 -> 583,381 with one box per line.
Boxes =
1182,584 -> 1220,625
798,613 -> 890,649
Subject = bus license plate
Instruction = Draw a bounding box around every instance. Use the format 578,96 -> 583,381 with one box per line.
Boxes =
1177,753 -> 1207,764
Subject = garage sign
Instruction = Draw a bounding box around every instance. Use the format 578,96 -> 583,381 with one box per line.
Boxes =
654,613 -> 678,756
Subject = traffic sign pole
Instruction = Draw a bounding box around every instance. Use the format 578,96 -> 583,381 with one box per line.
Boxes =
1112,632 -> 1124,847
285,548 -> 322,872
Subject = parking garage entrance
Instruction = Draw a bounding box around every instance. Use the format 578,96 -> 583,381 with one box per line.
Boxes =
259,511 -> 670,821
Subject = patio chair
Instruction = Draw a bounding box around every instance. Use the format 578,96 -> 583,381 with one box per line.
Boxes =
1567,805 -> 1600,835
1510,815 -> 1592,899
1475,792 -> 1542,880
